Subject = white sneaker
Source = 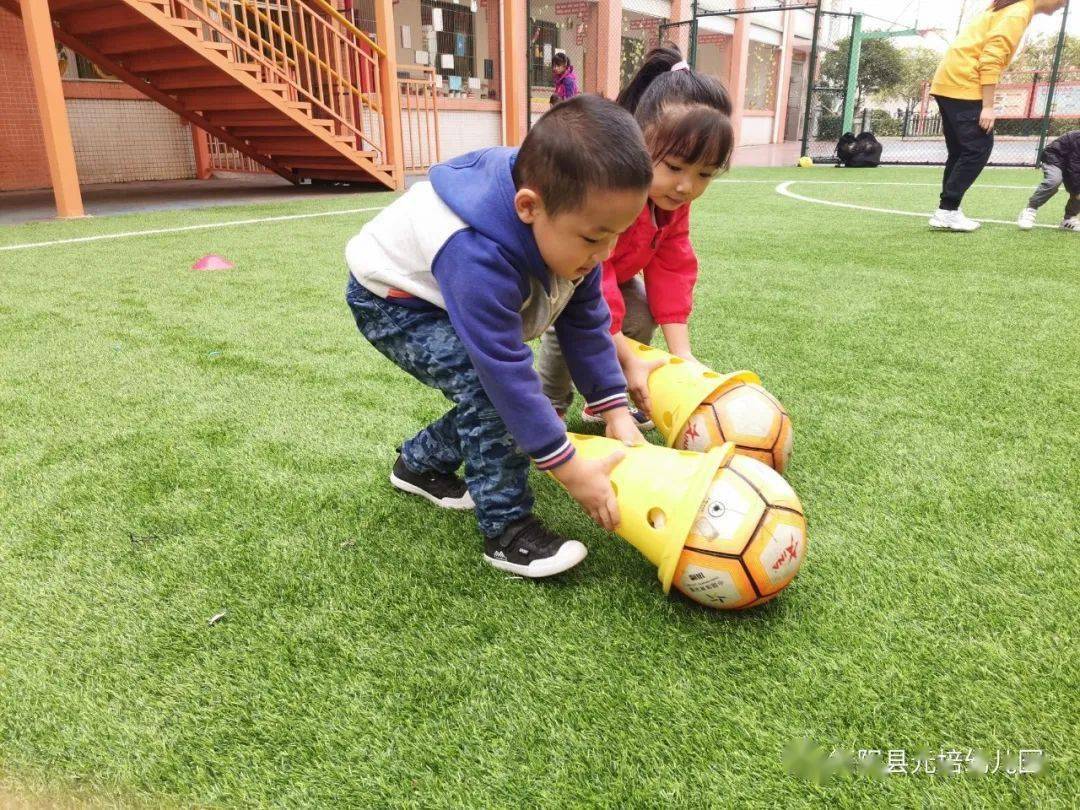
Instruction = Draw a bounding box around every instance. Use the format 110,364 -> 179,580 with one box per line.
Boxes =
929,208 -> 981,232
1061,217 -> 1079,232
1017,207 -> 1038,230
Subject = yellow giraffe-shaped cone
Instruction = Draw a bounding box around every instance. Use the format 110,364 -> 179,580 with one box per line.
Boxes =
563,433 -> 736,591
624,338 -> 760,448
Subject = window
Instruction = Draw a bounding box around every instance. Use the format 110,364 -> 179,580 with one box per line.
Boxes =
746,40 -> 780,110
423,0 -> 476,81
529,19 -> 558,88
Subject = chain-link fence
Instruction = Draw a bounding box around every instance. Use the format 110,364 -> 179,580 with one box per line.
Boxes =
801,3 -> 1077,167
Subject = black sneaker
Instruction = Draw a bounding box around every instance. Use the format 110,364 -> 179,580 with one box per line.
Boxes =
390,454 -> 474,510
484,516 -> 587,578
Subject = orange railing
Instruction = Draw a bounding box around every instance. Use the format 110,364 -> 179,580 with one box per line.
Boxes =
207,132 -> 271,173
399,64 -> 440,174
161,0 -> 390,166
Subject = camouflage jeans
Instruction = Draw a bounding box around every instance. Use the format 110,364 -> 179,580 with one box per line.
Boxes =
345,275 -> 533,537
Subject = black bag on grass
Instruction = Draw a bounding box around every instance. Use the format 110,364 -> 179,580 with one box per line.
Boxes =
835,131 -> 882,168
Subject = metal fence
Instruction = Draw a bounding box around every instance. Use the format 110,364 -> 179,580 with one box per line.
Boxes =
799,2 -> 1076,167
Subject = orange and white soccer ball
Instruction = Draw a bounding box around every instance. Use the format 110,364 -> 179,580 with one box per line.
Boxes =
672,453 -> 806,610
676,382 -> 793,473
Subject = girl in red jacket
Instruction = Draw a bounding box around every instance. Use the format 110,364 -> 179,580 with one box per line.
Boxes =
538,46 -> 734,425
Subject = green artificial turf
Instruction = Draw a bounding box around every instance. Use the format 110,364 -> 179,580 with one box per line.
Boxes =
1,166 -> 1077,807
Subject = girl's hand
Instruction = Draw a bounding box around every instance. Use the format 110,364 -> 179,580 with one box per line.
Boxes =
603,407 -> 647,447
979,107 -> 996,133
622,353 -> 667,417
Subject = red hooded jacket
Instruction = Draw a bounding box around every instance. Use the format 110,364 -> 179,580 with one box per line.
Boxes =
601,201 -> 698,335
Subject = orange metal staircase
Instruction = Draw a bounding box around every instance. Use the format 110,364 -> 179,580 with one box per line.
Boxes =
2,0 -> 403,189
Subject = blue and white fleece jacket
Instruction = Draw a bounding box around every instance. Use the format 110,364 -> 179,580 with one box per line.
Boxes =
346,147 -> 628,470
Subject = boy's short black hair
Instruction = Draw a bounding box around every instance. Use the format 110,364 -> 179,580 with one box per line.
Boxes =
512,94 -> 652,217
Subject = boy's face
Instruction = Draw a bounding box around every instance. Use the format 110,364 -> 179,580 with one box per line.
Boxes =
651,154 -> 721,211
515,187 -> 648,280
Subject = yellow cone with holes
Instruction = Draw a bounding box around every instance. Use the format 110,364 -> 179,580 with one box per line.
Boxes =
624,339 -> 759,448
565,433 -> 807,609
565,433 -> 733,591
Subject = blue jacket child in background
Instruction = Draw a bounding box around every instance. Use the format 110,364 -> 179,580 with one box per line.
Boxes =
345,95 -> 653,578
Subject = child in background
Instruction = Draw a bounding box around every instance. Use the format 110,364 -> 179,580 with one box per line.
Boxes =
345,96 -> 653,579
1018,130 -> 1079,231
552,52 -> 579,100
539,47 -> 734,424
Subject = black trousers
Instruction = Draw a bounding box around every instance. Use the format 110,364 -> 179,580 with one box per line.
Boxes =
935,95 -> 994,211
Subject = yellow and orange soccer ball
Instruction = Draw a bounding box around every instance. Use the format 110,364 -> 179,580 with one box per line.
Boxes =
675,382 -> 793,473
672,452 -> 806,610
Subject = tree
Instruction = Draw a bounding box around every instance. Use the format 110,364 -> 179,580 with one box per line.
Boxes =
895,47 -> 943,111
1005,34 -> 1080,78
820,36 -> 906,110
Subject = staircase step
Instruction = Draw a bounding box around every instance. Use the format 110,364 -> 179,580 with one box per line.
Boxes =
151,68 -> 240,90
60,6 -> 149,35
283,156 -> 378,170
173,87 -> 267,110
297,171 -> 381,184
123,50 -> 258,75
49,0 -> 123,11
229,125 -> 318,138
89,27 -> 182,55
204,110 -> 302,126
242,138 -> 345,156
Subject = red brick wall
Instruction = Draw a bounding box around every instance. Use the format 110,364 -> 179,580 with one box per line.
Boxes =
0,7 -> 51,191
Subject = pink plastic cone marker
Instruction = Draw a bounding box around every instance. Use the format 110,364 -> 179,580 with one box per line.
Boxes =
192,254 -> 235,271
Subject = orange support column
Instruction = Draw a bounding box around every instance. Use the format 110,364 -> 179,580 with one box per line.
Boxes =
727,0 -> 750,148
501,0 -> 526,146
595,0 -> 622,100
192,126 -> 212,180
669,0 -> 692,58
773,9 -> 796,144
373,0 -> 405,189
19,0 -> 83,218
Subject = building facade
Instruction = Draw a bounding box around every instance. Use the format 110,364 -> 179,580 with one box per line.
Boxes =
1,0 -> 818,210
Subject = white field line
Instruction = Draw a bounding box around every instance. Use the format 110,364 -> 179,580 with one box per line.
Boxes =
0,177 -> 1048,252
0,205 -> 388,252
774,181 -> 1059,229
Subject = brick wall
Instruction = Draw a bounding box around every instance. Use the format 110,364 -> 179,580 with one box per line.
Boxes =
0,7 -> 50,191
0,7 -> 196,192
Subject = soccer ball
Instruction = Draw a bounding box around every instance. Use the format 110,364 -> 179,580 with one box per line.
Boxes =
676,382 -> 793,473
672,453 -> 806,610
798,156 -> 814,168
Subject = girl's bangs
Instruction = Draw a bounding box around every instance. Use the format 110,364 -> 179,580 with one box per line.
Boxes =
648,106 -> 734,169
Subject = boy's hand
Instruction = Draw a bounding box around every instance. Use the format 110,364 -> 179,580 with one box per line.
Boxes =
621,353 -> 667,417
550,451 -> 625,531
603,406 -> 647,446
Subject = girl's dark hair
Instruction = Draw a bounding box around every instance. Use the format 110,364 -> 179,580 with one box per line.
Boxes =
552,51 -> 571,68
991,0 -> 1027,9
616,46 -> 734,170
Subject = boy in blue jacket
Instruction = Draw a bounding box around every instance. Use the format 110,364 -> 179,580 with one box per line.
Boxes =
345,95 -> 653,578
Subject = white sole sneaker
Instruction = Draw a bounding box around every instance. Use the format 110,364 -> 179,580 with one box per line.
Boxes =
485,540 -> 588,578
929,210 -> 981,232
389,472 -> 475,510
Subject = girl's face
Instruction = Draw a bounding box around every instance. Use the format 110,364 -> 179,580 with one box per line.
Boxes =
649,154 -> 721,211
553,62 -> 567,77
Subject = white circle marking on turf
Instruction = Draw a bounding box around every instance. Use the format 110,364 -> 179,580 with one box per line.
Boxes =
774,180 -> 1060,229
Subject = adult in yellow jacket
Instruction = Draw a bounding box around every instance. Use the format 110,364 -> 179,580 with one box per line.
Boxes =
928,0 -> 1068,232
